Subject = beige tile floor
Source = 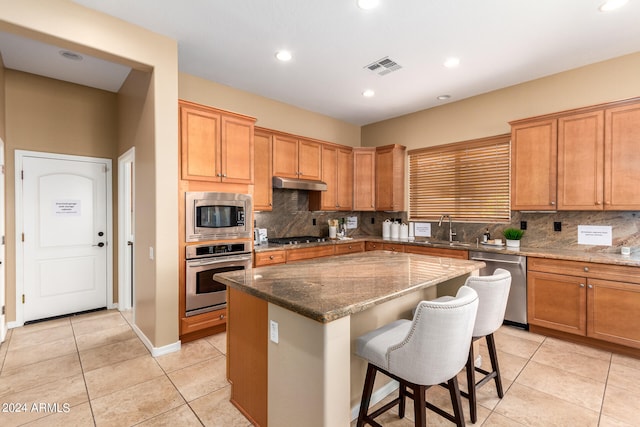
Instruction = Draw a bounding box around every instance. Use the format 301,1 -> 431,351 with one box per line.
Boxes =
0,309 -> 639,426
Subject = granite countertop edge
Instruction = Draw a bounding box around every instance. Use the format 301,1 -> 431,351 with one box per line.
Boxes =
254,236 -> 640,267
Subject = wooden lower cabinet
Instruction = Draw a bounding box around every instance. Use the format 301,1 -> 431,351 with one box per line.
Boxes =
228,288 -> 267,426
286,245 -> 335,262
180,309 -> 227,339
403,245 -> 469,260
528,257 -> 640,351
334,241 -> 365,255
254,250 -> 286,267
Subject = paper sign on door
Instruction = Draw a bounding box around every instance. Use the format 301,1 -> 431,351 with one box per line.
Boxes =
54,200 -> 81,217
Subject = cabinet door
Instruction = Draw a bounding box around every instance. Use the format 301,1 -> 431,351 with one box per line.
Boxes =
604,102 -> 640,210
511,119 -> 557,210
254,130 -> 273,211
319,144 -> 338,210
221,115 -> 254,184
353,148 -> 376,211
336,147 -> 354,211
527,270 -> 586,335
588,278 -> 640,349
298,139 -> 322,180
180,103 -> 221,181
557,111 -> 604,210
375,145 -> 405,211
273,134 -> 299,178
404,245 -> 469,260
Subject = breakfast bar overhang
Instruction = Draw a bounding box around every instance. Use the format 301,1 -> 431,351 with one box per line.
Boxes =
216,251 -> 485,426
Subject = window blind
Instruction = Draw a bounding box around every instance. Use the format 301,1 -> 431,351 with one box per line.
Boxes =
408,134 -> 511,222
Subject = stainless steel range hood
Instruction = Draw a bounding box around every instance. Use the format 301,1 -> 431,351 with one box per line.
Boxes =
272,176 -> 327,191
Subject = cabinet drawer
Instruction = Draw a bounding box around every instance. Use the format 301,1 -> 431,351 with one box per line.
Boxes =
181,309 -> 227,335
381,243 -> 405,253
528,257 -> 640,284
334,241 -> 365,255
404,245 -> 469,260
365,241 -> 383,251
254,250 -> 286,267
286,245 -> 335,262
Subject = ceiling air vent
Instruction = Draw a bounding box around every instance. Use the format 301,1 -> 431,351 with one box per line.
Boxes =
364,56 -> 402,76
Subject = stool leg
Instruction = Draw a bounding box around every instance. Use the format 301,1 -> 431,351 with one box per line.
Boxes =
357,364 -> 377,427
466,343 -> 477,423
486,333 -> 504,398
399,383 -> 406,418
448,377 -> 466,427
413,384 -> 427,427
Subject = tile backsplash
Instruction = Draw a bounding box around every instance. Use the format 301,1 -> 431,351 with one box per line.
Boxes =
254,190 -> 640,253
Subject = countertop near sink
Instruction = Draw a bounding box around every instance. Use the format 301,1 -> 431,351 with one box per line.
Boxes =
254,236 -> 640,268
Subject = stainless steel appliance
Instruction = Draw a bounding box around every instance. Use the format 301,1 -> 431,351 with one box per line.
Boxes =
185,192 -> 251,242
185,242 -> 251,317
268,236 -> 327,245
469,251 -> 528,328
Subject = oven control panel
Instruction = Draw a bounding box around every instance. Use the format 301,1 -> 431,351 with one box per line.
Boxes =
186,242 -> 251,259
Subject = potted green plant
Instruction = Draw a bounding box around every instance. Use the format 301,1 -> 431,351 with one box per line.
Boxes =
502,228 -> 524,248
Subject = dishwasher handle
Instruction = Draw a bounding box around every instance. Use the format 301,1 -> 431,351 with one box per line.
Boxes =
471,257 -> 523,265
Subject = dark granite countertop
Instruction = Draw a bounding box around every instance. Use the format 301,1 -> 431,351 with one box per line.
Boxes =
254,236 -> 640,267
216,251 -> 485,323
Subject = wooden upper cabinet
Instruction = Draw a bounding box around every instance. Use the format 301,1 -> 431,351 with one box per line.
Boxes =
180,102 -> 221,181
310,144 -> 353,211
254,129 -> 273,211
511,119 -> 558,210
272,134 -> 299,178
604,102 -> 640,210
353,148 -> 376,211
179,100 -> 255,183
557,111 -> 604,210
272,134 -> 322,181
298,139 -> 322,180
375,144 -> 406,211
336,146 -> 354,210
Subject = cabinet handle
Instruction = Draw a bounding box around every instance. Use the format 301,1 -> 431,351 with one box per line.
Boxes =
584,267 -> 589,272
595,201 -> 601,205
348,245 -> 352,249
550,201 -> 556,206
269,255 -> 274,260
216,173 -> 221,177
580,283 -> 585,288
588,284 -> 593,289
222,173 -> 227,177
220,314 -> 225,320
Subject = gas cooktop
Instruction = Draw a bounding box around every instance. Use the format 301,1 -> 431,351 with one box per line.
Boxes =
268,236 -> 327,245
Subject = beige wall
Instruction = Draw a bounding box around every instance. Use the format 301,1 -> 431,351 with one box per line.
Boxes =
0,0 -> 179,348
179,73 -> 361,147
4,71 -> 118,320
362,52 -> 640,150
0,53 -> 5,140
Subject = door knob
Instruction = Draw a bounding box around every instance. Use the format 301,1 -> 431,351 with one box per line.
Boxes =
98,231 -> 104,236
94,242 -> 105,247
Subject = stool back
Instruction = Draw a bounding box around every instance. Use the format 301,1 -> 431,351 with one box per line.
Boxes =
387,286 -> 478,386
465,268 -> 511,338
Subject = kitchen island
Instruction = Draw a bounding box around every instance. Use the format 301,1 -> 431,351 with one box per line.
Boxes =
216,251 -> 485,426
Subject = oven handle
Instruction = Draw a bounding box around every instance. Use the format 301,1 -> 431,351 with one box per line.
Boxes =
186,254 -> 252,267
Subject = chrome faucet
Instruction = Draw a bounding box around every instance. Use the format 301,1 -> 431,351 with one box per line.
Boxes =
438,214 -> 456,242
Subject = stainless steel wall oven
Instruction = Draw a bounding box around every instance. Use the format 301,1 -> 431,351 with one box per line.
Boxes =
185,242 -> 251,317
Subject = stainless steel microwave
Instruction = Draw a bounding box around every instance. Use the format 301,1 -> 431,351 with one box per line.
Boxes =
185,192 -> 252,242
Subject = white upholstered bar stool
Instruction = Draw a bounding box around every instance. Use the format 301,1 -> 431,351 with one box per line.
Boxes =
355,286 -> 479,427
462,268 -> 511,423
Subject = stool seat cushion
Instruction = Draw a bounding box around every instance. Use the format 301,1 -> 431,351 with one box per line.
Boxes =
356,319 -> 412,370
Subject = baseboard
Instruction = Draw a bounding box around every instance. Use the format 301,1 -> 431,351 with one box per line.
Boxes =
7,320 -> 23,329
131,323 -> 181,357
350,379 -> 399,421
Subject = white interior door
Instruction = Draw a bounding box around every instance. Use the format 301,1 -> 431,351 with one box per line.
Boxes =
118,148 -> 135,313
19,152 -> 111,322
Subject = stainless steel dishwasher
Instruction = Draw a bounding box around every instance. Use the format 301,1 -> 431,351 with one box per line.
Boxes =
469,251 -> 528,329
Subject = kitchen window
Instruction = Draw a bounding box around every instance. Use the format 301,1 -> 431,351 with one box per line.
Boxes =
408,134 -> 511,222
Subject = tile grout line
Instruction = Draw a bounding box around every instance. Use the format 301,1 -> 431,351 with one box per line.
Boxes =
70,313 -> 99,427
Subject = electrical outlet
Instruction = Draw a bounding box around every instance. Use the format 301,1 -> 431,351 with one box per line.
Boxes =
371,217 -> 375,224
270,320 -> 279,344
554,221 -> 562,232
312,218 -> 317,226
520,221 -> 527,230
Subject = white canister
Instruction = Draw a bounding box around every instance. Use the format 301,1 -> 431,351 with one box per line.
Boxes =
390,221 -> 400,239
329,226 -> 337,239
399,223 -> 409,240
382,219 -> 392,239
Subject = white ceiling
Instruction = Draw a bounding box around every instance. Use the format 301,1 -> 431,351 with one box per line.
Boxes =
3,0 -> 640,125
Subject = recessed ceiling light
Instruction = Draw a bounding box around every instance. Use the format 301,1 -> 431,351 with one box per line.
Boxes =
437,95 -> 451,100
357,0 -> 380,10
443,57 -> 460,68
275,50 -> 292,62
599,0 -> 628,11
362,89 -> 375,97
59,50 -> 83,61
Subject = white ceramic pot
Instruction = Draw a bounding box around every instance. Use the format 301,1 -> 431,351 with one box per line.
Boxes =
506,239 -> 520,248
